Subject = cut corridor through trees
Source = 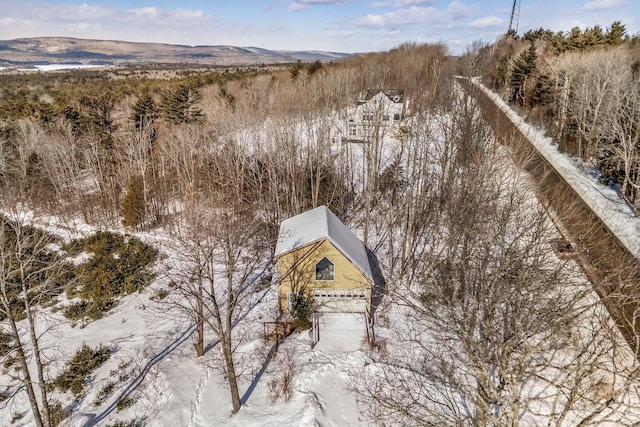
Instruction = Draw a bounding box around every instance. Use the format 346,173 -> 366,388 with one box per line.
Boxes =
458,77 -> 640,356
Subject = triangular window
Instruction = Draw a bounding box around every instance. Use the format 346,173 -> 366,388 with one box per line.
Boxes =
315,257 -> 335,281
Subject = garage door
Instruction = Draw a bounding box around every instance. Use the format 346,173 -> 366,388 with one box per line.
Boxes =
313,288 -> 367,313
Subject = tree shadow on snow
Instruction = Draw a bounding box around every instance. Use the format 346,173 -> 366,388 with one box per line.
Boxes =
82,283 -> 272,426
367,248 -> 386,320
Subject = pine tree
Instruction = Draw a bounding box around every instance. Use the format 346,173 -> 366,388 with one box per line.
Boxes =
583,25 -> 605,47
289,60 -> 304,81
79,89 -> 118,149
307,60 -> 323,76
510,44 -> 537,106
291,292 -> 313,330
523,28 -> 553,43
528,71 -> 553,109
130,93 -> 158,130
505,29 -> 518,40
606,21 -> 626,45
130,92 -> 158,144
162,83 -> 203,124
550,30 -> 568,54
567,26 -> 585,51
63,106 -> 82,136
121,175 -> 145,229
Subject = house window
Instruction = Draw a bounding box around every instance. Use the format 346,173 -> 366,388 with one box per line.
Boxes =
348,124 -> 358,136
394,113 -> 401,121
362,114 -> 374,122
315,257 -> 335,281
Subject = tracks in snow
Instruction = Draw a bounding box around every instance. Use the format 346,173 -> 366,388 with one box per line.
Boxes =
85,284 -> 272,426
188,365 -> 211,426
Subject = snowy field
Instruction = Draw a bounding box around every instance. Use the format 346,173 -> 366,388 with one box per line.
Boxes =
0,64 -> 108,72
1,212 -> 372,426
5,207 -> 639,425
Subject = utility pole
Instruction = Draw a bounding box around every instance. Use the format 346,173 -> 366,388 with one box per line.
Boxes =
508,0 -> 521,34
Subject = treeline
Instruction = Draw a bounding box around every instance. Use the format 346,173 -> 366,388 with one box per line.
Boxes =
0,66 -> 266,121
516,21 -> 634,53
0,43 -> 450,231
465,21 -> 640,208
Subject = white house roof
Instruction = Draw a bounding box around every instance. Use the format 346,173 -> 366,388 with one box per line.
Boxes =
359,89 -> 405,104
275,205 -> 373,282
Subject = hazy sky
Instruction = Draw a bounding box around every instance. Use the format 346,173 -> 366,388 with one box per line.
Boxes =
0,1 -> 637,54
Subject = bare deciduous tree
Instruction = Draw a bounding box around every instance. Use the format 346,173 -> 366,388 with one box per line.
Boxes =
167,203 -> 270,414
547,48 -> 640,208
164,131 -> 271,414
352,90 -> 640,425
0,203 -> 70,427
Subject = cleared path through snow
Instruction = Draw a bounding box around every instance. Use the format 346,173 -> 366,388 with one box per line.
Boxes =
314,313 -> 366,352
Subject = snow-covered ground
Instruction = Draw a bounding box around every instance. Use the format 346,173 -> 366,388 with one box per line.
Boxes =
0,64 -> 108,72
4,80 -> 640,426
0,214 -> 372,426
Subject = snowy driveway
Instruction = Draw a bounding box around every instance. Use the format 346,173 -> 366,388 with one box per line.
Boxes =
314,312 -> 367,352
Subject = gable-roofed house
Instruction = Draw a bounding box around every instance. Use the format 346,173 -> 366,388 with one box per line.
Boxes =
345,89 -> 406,143
275,205 -> 373,314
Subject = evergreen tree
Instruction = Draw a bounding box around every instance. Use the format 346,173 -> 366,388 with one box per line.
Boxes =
550,30 -> 568,54
523,27 -> 553,43
606,21 -> 626,45
505,29 -> 518,40
79,90 -> 118,148
510,44 -> 538,106
36,102 -> 56,125
528,71 -> 553,109
162,83 -> 203,125
63,106 -> 82,136
291,292 -> 313,330
121,174 -> 146,230
583,25 -> 605,47
130,92 -> 158,144
289,60 -> 304,81
130,93 -> 158,130
307,60 -> 323,76
567,26 -> 585,51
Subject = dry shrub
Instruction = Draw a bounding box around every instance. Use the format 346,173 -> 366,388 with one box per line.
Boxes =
368,335 -> 388,358
267,347 -> 296,404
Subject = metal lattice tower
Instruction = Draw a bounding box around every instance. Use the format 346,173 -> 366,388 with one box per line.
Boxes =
508,0 -> 521,33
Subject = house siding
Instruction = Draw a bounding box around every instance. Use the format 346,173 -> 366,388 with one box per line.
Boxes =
345,90 -> 405,142
278,238 -> 371,314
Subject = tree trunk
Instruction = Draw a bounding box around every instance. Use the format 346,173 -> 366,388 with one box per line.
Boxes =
17,237 -> 51,427
195,287 -> 204,357
475,365 -> 490,427
26,305 -> 51,427
6,315 -> 45,427
223,334 -> 242,414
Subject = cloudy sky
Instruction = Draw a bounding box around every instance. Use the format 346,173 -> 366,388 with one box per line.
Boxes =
0,0 -> 637,54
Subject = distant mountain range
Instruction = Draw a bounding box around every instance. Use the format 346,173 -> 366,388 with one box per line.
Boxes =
0,37 -> 350,67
